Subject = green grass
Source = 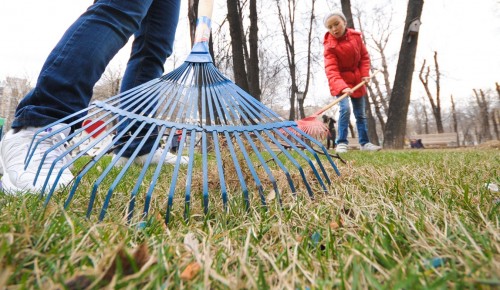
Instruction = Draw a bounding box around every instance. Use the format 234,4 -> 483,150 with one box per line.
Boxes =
1,148 -> 499,289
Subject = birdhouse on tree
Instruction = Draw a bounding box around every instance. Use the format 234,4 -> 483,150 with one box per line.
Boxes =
407,18 -> 421,43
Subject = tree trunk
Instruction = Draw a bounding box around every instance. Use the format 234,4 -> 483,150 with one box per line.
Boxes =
246,0 -> 261,100
419,52 -> 444,133
227,0 -> 250,93
450,95 -> 460,145
474,89 -> 492,142
491,110 -> 499,140
365,96 -> 380,145
340,0 -> 354,29
383,0 -> 424,149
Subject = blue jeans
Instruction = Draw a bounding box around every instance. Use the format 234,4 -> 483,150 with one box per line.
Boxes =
12,0 -> 180,156
336,96 -> 370,146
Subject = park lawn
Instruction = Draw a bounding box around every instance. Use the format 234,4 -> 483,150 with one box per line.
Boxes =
0,148 -> 498,289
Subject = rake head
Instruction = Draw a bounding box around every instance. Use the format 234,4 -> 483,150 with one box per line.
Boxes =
295,116 -> 328,139
25,1 -> 341,224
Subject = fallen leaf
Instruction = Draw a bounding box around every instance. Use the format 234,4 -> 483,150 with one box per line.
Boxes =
329,222 -> 340,230
156,213 -> 168,231
180,262 -> 201,281
103,243 -> 150,281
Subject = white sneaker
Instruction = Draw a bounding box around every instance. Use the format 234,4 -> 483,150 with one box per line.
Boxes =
335,143 -> 348,153
113,148 -> 189,167
360,142 -> 382,151
0,124 -> 74,193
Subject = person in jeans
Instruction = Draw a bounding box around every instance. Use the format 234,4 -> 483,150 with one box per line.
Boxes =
323,11 -> 381,153
0,0 -> 188,193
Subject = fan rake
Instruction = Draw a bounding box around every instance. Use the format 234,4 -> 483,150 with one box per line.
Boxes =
25,0 -> 341,224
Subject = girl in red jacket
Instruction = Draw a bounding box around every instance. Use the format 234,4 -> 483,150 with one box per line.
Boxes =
323,11 -> 381,153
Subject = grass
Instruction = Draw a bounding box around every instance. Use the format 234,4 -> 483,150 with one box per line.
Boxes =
0,148 -> 499,289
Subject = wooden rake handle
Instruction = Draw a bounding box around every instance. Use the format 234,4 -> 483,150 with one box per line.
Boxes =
193,0 -> 215,43
314,70 -> 381,116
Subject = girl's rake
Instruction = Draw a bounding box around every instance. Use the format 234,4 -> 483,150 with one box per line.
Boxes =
296,70 -> 380,138
25,0 -> 341,224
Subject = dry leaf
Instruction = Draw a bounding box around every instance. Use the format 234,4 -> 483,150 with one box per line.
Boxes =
156,213 -> 168,231
330,222 -> 340,230
103,243 -> 150,281
180,262 -> 201,281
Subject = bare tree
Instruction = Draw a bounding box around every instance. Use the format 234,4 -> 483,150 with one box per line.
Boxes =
419,51 -> 444,133
1,77 -> 32,128
92,66 -> 123,101
275,0 -> 316,120
383,0 -> 424,149
340,0 -> 354,29
227,0 -> 250,93
450,94 -> 459,144
473,89 -> 493,142
246,0 -> 261,100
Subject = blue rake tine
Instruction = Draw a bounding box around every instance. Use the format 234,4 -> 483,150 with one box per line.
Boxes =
100,124 -> 166,222
87,121 -> 151,219
62,116 -> 138,208
274,127 -> 330,192
262,130 -> 315,198
281,125 -> 341,179
251,131 -> 297,195
223,131 -> 250,210
242,131 -> 281,206
232,131 -> 266,207
40,117 -> 121,204
211,131 -> 229,210
139,127 -> 176,223
182,129 -> 197,220
165,128 -> 190,225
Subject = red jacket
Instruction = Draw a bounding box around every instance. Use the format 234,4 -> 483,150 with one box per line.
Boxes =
323,28 -> 371,98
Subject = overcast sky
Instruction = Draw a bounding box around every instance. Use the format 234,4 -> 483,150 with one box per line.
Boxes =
1,0 -> 499,106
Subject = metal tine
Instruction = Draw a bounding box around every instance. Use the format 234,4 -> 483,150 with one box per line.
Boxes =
90,79 -> 187,219
32,111 -> 112,188
251,130 -> 297,195
183,129 -> 198,220
223,131 -> 250,209
241,131 -> 281,201
86,120 -> 150,218
272,127 -> 329,193
165,127 -> 190,225
138,127 -> 177,222
261,130 -> 315,198
207,66 -> 281,124
210,131 -> 229,209
98,123 -> 166,221
278,126 -> 335,187
27,79 -> 167,181
204,79 -> 229,210
213,79 -> 270,124
64,117 -> 143,209
282,125 -> 341,177
228,130 -> 277,207
40,115 -> 122,202
176,64 -> 210,220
